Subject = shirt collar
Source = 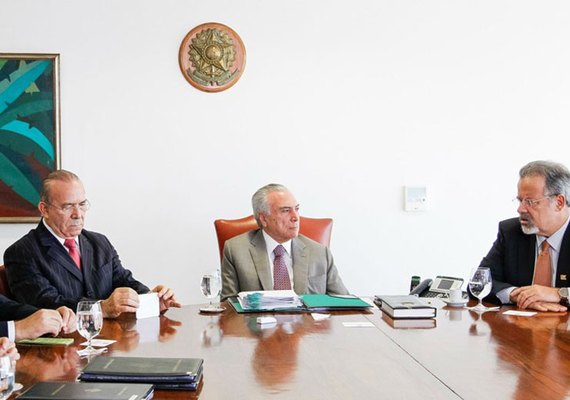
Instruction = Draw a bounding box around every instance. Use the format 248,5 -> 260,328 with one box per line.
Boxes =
42,219 -> 79,247
537,215 -> 570,252
262,230 -> 292,256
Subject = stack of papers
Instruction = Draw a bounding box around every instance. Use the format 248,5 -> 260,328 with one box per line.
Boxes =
238,290 -> 303,311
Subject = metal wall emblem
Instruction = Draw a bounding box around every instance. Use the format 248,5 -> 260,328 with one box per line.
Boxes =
179,23 -> 246,93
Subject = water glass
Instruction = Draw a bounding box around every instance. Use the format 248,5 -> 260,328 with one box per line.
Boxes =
0,356 -> 14,400
200,270 -> 225,313
77,301 -> 103,354
468,267 -> 495,312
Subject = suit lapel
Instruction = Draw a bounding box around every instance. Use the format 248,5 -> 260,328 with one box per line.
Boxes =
520,234 -> 536,285
292,237 -> 308,293
37,222 -> 83,282
250,231 -> 272,290
79,234 -> 93,290
556,224 -> 570,286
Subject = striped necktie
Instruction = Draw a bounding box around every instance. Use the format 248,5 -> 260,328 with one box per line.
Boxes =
64,239 -> 81,269
273,245 -> 291,290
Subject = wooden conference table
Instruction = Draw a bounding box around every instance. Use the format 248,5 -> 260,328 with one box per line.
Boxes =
13,300 -> 570,400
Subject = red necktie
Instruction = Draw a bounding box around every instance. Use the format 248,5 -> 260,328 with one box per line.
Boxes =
273,245 -> 292,290
533,240 -> 551,286
64,239 -> 81,269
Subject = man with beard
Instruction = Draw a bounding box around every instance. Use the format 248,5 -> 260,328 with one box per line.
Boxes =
479,160 -> 570,312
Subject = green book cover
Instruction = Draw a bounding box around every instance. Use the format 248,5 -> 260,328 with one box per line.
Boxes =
301,294 -> 371,309
17,337 -> 74,346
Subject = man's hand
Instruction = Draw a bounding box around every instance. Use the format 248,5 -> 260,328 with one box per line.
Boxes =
152,285 -> 182,313
511,285 -> 560,309
100,287 -> 140,318
522,301 -> 567,312
14,309 -> 63,341
56,306 -> 77,334
0,337 -> 19,361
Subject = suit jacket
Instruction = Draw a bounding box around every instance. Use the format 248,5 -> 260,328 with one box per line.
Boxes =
3,221 -> 149,310
479,217 -> 570,303
0,295 -> 38,337
221,230 -> 348,300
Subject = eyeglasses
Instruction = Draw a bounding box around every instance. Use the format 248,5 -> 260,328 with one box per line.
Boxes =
45,199 -> 90,214
512,195 -> 556,208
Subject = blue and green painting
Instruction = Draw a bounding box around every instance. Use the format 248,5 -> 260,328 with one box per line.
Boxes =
0,57 -> 58,219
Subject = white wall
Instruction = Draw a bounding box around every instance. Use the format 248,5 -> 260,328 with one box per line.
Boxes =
1,0 -> 569,304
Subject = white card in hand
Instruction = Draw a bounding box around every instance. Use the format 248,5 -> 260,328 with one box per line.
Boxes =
136,292 -> 160,319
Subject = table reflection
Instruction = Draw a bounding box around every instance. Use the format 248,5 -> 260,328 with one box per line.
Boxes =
468,310 -> 493,336
484,310 -> 570,400
220,312 -> 331,389
201,315 -> 223,347
17,345 -> 80,383
99,314 -> 183,352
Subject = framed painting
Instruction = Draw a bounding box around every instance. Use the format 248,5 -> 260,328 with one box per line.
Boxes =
0,53 -> 60,223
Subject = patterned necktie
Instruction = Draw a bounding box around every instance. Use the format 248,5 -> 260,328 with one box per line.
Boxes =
533,240 -> 551,286
64,239 -> 81,269
273,245 -> 292,290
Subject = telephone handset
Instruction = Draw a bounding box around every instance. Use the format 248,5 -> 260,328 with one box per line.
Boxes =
409,275 -> 467,299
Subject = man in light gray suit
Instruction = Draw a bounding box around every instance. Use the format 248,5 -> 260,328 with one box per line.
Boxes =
221,183 -> 348,300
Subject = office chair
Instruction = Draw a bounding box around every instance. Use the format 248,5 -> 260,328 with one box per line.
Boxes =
214,215 -> 333,261
0,265 -> 13,299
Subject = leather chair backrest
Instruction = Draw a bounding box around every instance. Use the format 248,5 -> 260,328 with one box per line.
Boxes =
214,215 -> 333,261
0,265 -> 13,299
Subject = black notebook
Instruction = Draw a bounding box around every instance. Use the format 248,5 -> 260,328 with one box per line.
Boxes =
17,381 -> 153,400
79,356 -> 203,390
374,295 -> 437,319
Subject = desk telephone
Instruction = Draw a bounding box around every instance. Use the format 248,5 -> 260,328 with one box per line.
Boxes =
410,275 -> 468,300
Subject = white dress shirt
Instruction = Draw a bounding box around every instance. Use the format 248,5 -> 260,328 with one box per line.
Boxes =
42,219 -> 81,255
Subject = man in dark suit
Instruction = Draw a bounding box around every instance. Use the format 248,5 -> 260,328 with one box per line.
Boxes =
0,295 -> 75,340
221,183 -> 348,300
479,160 -> 570,312
4,170 -> 180,318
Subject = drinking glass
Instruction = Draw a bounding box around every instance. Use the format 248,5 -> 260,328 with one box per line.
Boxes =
468,267 -> 495,312
0,356 -> 14,400
77,301 -> 103,354
200,271 -> 225,313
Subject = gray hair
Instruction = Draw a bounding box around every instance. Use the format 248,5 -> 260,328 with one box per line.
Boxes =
40,169 -> 81,204
519,160 -> 570,206
252,183 -> 290,227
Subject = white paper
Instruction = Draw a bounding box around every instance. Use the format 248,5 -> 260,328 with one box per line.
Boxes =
503,310 -> 537,317
311,313 -> 331,321
80,339 -> 116,347
342,321 -> 375,328
136,292 -> 160,319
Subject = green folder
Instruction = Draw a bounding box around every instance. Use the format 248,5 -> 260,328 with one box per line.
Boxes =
301,294 -> 372,310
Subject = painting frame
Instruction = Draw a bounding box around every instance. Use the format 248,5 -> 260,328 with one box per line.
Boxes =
0,53 -> 61,223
